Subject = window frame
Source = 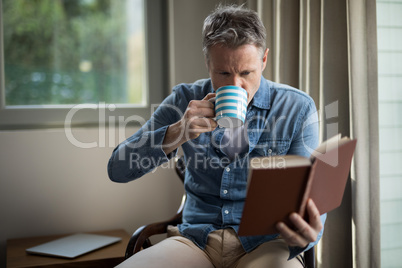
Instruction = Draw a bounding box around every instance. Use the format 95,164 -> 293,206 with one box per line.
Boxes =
0,0 -> 168,130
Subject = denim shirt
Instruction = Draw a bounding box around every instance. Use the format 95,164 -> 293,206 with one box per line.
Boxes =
108,77 -> 326,259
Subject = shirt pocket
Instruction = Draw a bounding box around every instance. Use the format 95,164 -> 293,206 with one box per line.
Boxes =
251,139 -> 291,157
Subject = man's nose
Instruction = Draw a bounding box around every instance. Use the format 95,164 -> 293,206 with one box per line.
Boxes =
230,76 -> 242,87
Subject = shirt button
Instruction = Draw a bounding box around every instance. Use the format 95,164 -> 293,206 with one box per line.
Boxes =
226,167 -> 230,172
224,210 -> 229,214
223,190 -> 228,194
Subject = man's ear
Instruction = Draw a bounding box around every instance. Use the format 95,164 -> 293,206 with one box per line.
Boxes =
262,48 -> 269,70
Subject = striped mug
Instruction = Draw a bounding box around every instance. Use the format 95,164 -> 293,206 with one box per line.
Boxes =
215,86 -> 248,128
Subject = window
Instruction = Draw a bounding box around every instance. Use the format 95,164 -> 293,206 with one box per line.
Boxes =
0,0 -> 167,129
377,1 -> 402,267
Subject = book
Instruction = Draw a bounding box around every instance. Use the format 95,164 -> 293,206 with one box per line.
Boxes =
238,134 -> 357,236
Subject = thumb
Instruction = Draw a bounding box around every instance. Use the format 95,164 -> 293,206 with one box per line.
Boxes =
203,93 -> 216,102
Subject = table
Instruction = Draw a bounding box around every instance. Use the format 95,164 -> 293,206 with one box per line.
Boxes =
7,229 -> 130,267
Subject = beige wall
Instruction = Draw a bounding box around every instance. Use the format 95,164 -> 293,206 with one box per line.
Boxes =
0,127 -> 183,265
168,0 -> 220,87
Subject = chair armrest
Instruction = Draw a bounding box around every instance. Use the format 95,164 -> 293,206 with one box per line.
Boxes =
304,246 -> 315,268
125,211 -> 183,259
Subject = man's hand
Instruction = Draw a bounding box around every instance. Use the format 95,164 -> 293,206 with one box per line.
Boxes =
276,199 -> 323,248
162,93 -> 217,155
179,93 -> 217,140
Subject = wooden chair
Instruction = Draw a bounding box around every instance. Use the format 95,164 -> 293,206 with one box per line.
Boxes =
125,156 -> 316,268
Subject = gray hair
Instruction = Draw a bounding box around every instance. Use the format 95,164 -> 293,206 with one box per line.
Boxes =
202,4 -> 266,61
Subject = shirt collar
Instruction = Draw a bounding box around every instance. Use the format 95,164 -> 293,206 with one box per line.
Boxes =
250,76 -> 271,110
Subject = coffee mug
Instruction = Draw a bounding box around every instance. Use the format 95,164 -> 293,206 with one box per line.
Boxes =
215,86 -> 248,128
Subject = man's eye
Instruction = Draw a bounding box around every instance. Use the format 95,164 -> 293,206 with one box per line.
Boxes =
220,72 -> 230,76
242,71 -> 250,76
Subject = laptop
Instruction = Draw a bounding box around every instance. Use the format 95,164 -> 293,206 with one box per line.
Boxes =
26,233 -> 122,259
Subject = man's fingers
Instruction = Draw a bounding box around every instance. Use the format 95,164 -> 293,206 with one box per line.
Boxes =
185,94 -> 217,125
188,117 -> 217,129
307,199 -> 323,232
276,221 -> 309,248
186,106 -> 215,118
185,117 -> 217,138
288,213 -> 317,243
202,93 -> 216,101
180,93 -> 218,140
277,199 -> 324,248
188,99 -> 214,110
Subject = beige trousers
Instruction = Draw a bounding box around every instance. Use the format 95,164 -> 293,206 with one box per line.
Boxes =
116,226 -> 303,268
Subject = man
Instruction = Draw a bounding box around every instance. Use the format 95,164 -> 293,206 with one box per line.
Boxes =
108,4 -> 326,267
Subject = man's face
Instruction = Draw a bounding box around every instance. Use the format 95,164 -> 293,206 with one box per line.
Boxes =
207,44 -> 268,104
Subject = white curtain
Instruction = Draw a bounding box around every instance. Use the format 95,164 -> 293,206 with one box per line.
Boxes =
347,0 -> 380,267
254,0 -> 380,267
